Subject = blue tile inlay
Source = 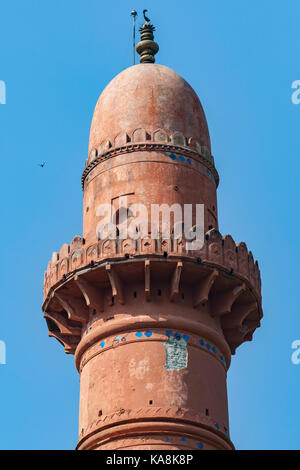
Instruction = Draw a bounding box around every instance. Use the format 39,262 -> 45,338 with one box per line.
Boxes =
174,332 -> 181,340
167,153 -> 194,167
221,356 -> 226,366
215,423 -> 220,430
100,341 -> 105,348
206,168 -> 216,184
197,442 -> 204,449
166,330 -> 173,337
206,343 -> 211,350
145,331 -> 152,338
135,332 -> 143,338
165,437 -> 169,442
199,339 -> 205,346
180,437 -> 187,442
183,334 -> 190,342
114,335 -> 122,341
212,346 -> 217,353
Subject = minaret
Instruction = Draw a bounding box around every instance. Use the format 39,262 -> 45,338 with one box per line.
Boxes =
42,15 -> 262,450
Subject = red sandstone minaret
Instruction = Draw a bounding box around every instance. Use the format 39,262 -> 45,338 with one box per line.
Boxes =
42,16 -> 262,450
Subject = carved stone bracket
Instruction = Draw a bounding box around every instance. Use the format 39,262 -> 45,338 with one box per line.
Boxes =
48,330 -> 79,354
222,301 -> 257,329
74,275 -> 104,312
44,311 -> 82,336
106,264 -> 124,305
53,291 -> 89,323
193,270 -> 219,308
170,261 -> 183,302
211,284 -> 246,317
145,259 -> 151,301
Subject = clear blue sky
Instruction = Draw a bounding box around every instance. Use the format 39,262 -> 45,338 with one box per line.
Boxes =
0,0 -> 299,450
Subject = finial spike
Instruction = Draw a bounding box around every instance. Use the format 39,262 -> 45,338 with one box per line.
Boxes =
136,9 -> 159,64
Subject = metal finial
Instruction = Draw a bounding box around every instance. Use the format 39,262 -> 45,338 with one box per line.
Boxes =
130,10 -> 138,65
136,9 -> 159,64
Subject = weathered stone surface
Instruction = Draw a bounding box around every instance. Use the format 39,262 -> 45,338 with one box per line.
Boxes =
88,64 -> 211,154
42,60 -> 262,452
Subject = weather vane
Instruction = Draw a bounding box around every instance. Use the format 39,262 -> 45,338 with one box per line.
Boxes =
130,10 -> 137,65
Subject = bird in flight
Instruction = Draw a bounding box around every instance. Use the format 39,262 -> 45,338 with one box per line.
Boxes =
143,9 -> 151,23
38,162 -> 46,168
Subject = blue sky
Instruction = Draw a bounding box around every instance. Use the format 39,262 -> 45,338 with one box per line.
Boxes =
0,0 -> 299,450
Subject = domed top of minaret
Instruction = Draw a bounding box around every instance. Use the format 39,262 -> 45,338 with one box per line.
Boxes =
88,64 -> 211,154
88,12 -> 211,155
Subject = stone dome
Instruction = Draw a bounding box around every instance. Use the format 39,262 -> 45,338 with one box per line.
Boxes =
88,64 -> 211,154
